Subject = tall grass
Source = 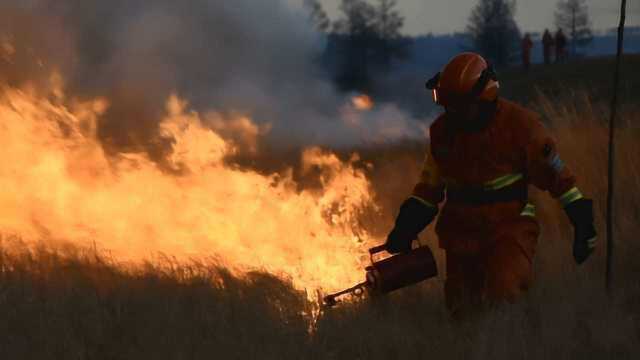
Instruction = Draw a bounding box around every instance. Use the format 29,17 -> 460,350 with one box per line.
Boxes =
1,93 -> 638,359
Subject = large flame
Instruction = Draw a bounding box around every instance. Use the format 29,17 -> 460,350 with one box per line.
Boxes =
0,81 -> 378,293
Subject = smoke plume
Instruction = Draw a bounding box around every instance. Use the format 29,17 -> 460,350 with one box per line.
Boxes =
0,0 -> 426,163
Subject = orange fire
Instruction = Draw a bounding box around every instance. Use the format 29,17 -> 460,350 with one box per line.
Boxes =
0,80 -> 379,293
351,94 -> 374,111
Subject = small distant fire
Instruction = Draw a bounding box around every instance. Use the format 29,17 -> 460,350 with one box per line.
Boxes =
351,94 -> 374,111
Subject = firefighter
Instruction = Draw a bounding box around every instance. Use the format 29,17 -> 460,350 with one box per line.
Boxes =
555,28 -> 568,63
385,53 -> 597,317
542,29 -> 554,65
521,33 -> 533,70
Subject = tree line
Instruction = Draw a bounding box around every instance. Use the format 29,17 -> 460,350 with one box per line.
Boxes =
306,0 -> 594,93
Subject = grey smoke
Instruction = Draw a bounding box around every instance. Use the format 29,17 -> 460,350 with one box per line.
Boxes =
0,0 -> 427,161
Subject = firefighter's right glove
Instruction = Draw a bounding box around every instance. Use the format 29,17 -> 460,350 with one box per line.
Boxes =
564,198 -> 597,265
385,197 -> 438,254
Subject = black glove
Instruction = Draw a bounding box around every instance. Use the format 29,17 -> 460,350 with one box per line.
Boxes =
564,198 -> 597,264
385,197 -> 438,254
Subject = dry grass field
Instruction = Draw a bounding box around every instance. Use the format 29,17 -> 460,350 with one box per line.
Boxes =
1,57 -> 639,359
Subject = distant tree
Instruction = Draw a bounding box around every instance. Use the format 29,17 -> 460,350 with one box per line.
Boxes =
331,0 -> 378,91
554,0 -> 593,56
304,0 -> 330,33
372,0 -> 409,69
325,0 -> 410,92
332,0 -> 377,36
466,0 -> 521,67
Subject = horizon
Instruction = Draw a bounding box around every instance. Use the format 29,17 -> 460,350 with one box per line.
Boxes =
315,0 -> 640,36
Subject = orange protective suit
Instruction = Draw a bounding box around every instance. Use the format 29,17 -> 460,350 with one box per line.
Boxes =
412,97 -> 582,315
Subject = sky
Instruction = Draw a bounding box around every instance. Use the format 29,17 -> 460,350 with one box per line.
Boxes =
315,0 -> 640,36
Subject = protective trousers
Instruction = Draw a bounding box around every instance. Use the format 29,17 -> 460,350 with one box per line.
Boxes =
442,215 -> 540,318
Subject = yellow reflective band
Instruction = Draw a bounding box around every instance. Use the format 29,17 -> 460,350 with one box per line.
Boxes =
443,173 -> 524,190
520,203 -> 536,217
410,195 -> 436,209
558,187 -> 584,207
484,173 -> 524,190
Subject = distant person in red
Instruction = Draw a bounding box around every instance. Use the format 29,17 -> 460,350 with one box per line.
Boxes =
555,28 -> 567,63
521,33 -> 533,70
542,29 -> 554,65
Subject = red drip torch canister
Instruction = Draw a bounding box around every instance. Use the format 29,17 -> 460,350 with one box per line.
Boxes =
365,245 -> 438,295
322,243 -> 438,307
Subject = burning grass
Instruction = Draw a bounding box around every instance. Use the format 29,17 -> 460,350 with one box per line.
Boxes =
1,90 -> 639,358
0,86 -> 379,294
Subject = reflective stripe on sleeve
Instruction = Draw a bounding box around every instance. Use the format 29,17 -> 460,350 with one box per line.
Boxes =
445,173 -> 525,189
520,203 -> 536,217
483,173 -> 524,190
558,187 -> 584,207
410,195 -> 437,209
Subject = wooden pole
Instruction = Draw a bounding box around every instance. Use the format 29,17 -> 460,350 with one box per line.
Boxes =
606,0 -> 627,295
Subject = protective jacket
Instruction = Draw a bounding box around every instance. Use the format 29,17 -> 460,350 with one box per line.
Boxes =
412,97 -> 582,254
406,97 -> 588,315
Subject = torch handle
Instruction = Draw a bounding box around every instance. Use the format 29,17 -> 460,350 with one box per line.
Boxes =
368,240 -> 420,264
368,244 -> 389,265
369,244 -> 387,255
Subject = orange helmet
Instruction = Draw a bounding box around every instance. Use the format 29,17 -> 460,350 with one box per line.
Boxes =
425,53 -> 499,107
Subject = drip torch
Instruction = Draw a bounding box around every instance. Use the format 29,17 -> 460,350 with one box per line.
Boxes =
323,243 -> 438,307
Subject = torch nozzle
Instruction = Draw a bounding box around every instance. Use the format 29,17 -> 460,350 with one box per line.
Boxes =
322,281 -> 369,307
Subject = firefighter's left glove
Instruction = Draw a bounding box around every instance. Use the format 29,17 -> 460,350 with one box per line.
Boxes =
564,198 -> 597,265
385,197 -> 438,254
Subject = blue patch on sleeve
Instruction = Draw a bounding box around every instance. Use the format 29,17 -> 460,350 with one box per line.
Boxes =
549,154 -> 565,172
